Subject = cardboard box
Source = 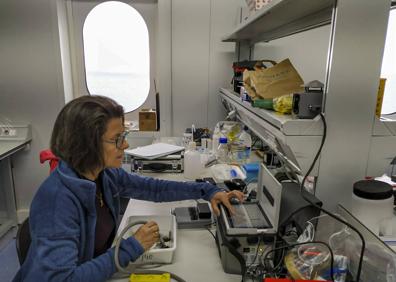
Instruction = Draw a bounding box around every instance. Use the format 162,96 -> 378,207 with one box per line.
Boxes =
139,109 -> 157,131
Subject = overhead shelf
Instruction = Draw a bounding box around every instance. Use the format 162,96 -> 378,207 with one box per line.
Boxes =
219,88 -> 323,175
222,0 -> 335,44
219,88 -> 323,136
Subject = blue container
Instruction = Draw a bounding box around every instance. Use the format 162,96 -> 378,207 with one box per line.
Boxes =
242,162 -> 259,183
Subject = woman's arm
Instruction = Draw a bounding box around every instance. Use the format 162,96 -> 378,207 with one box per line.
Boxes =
115,168 -> 223,202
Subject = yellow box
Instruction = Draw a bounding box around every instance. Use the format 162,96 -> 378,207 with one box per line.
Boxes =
376,78 -> 386,118
129,273 -> 170,282
139,109 -> 157,131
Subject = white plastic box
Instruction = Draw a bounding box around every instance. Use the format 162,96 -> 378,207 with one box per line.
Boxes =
124,215 -> 177,264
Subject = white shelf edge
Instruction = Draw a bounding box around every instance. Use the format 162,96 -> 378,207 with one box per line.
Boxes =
223,0 -> 334,43
219,88 -> 322,136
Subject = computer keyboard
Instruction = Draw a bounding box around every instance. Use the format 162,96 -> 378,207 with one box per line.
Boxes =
231,204 -> 270,228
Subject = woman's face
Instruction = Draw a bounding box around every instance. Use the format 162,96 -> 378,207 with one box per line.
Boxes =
102,117 -> 129,168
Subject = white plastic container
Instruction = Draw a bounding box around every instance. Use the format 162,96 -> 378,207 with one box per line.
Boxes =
351,180 -> 394,235
124,215 -> 177,264
231,127 -> 252,164
212,125 -> 221,154
183,141 -> 203,180
182,132 -> 193,148
239,126 -> 252,163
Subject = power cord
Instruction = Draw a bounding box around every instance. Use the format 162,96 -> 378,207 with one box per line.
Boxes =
203,222 -> 217,241
299,113 -> 365,282
113,220 -> 186,282
246,236 -> 262,271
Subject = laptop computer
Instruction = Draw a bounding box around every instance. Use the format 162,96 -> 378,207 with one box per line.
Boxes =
220,163 -> 282,235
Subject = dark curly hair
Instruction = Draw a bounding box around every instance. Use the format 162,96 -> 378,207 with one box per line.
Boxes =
50,95 -> 124,175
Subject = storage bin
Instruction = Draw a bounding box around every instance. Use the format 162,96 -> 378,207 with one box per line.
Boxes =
124,215 -> 177,264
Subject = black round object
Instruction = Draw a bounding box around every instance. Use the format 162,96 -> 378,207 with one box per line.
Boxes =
353,180 -> 393,200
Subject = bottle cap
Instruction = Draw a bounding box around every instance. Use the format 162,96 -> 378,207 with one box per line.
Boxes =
219,137 -> 227,144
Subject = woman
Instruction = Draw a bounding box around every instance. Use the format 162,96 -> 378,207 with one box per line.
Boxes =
14,95 -> 243,282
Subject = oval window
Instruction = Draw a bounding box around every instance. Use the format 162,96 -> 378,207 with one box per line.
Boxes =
83,1 -> 150,112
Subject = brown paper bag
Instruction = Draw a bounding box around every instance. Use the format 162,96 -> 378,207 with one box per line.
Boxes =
243,59 -> 304,99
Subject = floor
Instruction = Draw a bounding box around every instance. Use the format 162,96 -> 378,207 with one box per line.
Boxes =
0,227 -> 19,282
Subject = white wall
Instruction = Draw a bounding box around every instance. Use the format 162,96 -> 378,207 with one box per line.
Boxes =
171,0 -> 239,136
253,25 -> 331,85
0,0 -> 66,220
207,0 -> 240,130
0,0 -> 241,218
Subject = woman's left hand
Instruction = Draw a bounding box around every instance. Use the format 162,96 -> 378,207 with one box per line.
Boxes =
210,190 -> 244,216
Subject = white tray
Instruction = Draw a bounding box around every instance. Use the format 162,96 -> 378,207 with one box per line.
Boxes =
124,215 -> 177,264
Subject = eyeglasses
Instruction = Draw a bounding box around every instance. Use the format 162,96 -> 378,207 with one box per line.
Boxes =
103,131 -> 129,149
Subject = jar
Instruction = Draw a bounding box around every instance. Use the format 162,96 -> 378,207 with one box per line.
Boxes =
351,179 -> 394,235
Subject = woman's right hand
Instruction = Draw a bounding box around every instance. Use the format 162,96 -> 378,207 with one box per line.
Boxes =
133,221 -> 160,251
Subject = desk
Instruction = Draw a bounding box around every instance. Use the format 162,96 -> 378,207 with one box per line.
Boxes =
109,172 -> 241,282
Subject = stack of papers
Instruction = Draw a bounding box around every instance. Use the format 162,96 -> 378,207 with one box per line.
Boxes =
125,143 -> 184,160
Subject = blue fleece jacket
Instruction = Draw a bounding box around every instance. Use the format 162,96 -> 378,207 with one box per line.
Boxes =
13,160 -> 222,282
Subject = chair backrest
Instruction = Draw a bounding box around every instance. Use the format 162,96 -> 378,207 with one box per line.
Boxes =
16,217 -> 31,265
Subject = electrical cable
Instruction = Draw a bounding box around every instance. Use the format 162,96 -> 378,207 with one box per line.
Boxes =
271,248 -> 285,272
278,157 -> 299,184
299,113 -> 366,282
246,236 -> 262,271
206,226 -> 217,241
113,220 -> 186,282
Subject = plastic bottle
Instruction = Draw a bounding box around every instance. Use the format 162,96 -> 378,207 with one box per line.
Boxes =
212,124 -> 221,154
216,137 -> 229,164
184,141 -> 203,180
239,126 -> 252,163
